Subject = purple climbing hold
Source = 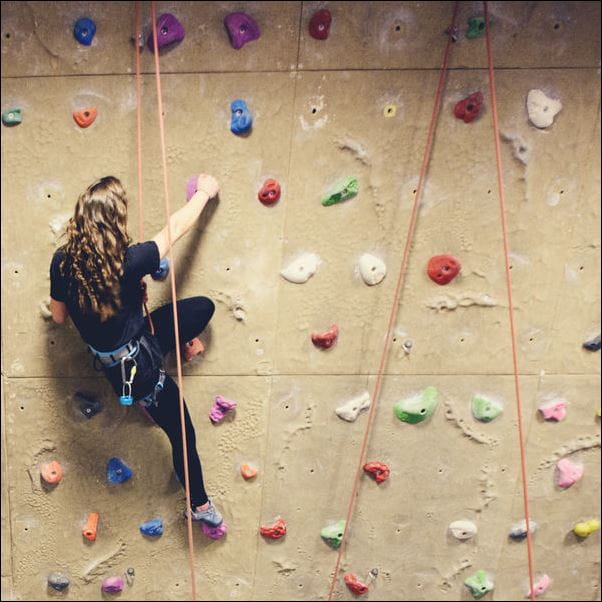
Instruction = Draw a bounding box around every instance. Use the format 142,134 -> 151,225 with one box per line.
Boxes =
209,395 -> 237,424
201,521 -> 228,539
147,13 -> 185,52
186,176 -> 198,201
224,13 -> 261,50
101,576 -> 124,593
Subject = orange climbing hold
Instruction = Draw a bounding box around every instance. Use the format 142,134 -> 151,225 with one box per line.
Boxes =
260,517 -> 287,539
40,461 -> 63,485
183,338 -> 204,362
73,108 -> 97,128
363,461 -> 390,484
241,463 -> 258,479
311,324 -> 339,349
83,512 -> 99,541
344,573 -> 369,596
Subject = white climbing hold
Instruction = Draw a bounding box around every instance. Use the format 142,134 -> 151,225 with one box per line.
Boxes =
527,89 -> 562,128
39,298 -> 52,319
449,520 -> 478,540
280,252 -> 320,284
335,391 -> 371,422
358,253 -> 386,286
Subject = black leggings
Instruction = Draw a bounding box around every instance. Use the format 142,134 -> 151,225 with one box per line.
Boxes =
143,296 -> 215,508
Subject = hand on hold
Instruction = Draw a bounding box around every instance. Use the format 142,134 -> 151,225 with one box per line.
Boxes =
195,174 -> 219,199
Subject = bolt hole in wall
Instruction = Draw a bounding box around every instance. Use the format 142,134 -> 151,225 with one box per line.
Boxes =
311,107 -> 317,114
5,32 -> 10,39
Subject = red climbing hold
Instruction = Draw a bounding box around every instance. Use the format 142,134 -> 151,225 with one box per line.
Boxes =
258,179 -> 281,205
41,461 -> 63,485
344,573 -> 369,596
427,255 -> 461,285
311,324 -> 339,349
363,461 -> 390,484
73,108 -> 97,128
260,517 -> 287,539
183,338 -> 204,362
309,9 -> 332,40
453,92 -> 483,123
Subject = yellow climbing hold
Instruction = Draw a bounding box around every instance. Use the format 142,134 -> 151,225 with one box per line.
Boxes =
384,104 -> 397,118
574,519 -> 601,538
596,407 -> 601,418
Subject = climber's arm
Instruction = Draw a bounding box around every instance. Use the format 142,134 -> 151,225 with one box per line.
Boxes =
50,298 -> 69,324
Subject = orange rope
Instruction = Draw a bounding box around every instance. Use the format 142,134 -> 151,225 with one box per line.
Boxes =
326,3 -> 459,599
149,2 -> 198,599
483,2 -> 535,599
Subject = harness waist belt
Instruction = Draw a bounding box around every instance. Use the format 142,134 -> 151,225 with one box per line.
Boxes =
88,339 -> 139,368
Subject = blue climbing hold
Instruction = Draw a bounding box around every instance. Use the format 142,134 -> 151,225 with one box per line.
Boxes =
230,99 -> 253,135
140,518 -> 163,537
106,457 -> 133,484
74,18 -> 96,46
152,257 -> 169,281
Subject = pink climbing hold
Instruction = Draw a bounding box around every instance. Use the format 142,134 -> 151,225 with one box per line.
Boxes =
209,395 -> 237,424
186,176 -> 197,201
201,521 -> 228,540
147,13 -> 185,52
309,9 -> 332,40
538,399 -> 567,422
527,574 -> 551,598
454,92 -> 484,123
311,324 -> 339,349
555,458 -> 583,489
101,576 -> 124,594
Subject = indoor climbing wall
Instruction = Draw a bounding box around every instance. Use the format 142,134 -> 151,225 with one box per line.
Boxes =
1,1 -> 600,600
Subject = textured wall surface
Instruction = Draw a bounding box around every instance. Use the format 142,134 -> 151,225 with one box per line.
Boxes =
1,1 -> 600,601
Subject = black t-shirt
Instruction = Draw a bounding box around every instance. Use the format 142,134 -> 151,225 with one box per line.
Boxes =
50,241 -> 160,351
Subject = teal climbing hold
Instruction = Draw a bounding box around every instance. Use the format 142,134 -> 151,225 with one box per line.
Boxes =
320,520 -> 346,549
321,177 -> 359,206
2,108 -> 22,126
471,395 -> 503,422
466,15 -> 486,39
464,570 -> 493,599
394,387 -> 438,424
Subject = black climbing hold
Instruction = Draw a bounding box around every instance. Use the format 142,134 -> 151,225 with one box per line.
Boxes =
75,391 -> 103,419
583,334 -> 601,352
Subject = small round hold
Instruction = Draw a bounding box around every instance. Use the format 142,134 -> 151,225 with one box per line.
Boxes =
383,104 -> 397,118
152,257 -> 170,281
48,572 -> 70,591
427,255 -> 461,285
73,17 -> 96,46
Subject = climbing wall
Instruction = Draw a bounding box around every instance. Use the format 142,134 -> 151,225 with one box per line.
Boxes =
1,1 -> 600,600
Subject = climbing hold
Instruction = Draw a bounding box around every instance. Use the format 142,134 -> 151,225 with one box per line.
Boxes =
449,520 -> 477,540
321,177 -> 359,206
147,13 -> 185,52
471,395 -> 503,422
209,395 -> 237,424
125,567 -> 135,586
73,17 -> 96,46
445,25 -> 460,42
73,108 -> 97,128
48,572 -> 70,591
344,573 -> 369,596
241,463 -> 258,479
311,324 -> 339,349
383,104 -> 397,118
335,391 -> 371,422
260,517 -> 287,539
75,391 -> 102,419
280,252 -> 320,284
583,334 -> 601,351
527,89 -> 562,129
427,255 -> 461,285
454,92 -> 483,123
40,461 -> 63,485
201,521 -> 228,540
363,461 -> 390,484
555,458 -> 583,489
1,107 -> 22,126
83,512 -> 99,541
185,175 -> 198,201
509,519 -> 538,541
358,253 -> 386,286
224,12 -> 261,49
321,520 -> 346,549
464,570 -> 494,599
183,337 -> 204,362
230,99 -> 253,135
528,575 -> 551,598
538,398 -> 567,422
101,576 -> 124,594
394,386 -> 438,424
139,518 -> 163,537
151,257 -> 169,282
106,457 -> 133,484
258,179 -> 281,205
309,9 -> 332,40
466,15 -> 486,39
574,519 -> 601,538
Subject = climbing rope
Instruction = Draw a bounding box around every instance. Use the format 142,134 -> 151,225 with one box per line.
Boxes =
135,2 -> 198,599
482,2 -> 536,599
326,3 -> 460,599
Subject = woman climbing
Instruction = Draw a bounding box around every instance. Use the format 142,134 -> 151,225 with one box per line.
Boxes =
49,174 -> 223,527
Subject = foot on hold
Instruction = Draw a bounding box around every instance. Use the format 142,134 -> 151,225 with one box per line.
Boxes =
2,107 -> 23,126
471,395 -> 503,422
574,519 -> 600,538
321,177 -> 359,206
311,324 -> 339,349
449,520 -> 477,540
201,521 -> 228,539
152,257 -> 169,281
466,15 -> 486,39
106,457 -> 133,484
583,334 -> 601,351
363,461 -> 390,484
335,391 -> 371,422
509,519 -> 537,541
209,395 -> 237,424
344,573 -> 369,596
139,518 -> 163,537
47,572 -> 70,592
321,520 -> 345,549
464,570 -> 494,599
73,107 -> 97,128
394,387 -> 438,424
41,461 -> 63,485
309,9 -> 332,40
73,17 -> 96,45
183,337 -> 204,361
230,99 -> 253,134
528,574 -> 551,598
224,12 -> 261,49
454,92 -> 483,123
185,498 -> 223,527
427,255 -> 461,285
260,517 -> 287,539
555,458 -> 583,489
101,576 -> 124,594
538,398 -> 567,421
147,13 -> 185,51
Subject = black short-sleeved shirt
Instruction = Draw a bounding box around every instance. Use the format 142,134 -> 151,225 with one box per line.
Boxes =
50,241 -> 160,351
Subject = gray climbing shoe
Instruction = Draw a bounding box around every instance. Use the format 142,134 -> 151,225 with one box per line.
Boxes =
184,498 -> 223,527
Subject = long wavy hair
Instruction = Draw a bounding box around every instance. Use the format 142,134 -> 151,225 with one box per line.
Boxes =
60,176 -> 132,322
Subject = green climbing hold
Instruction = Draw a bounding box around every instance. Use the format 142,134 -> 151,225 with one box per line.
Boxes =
466,15 -> 487,39
320,520 -> 346,549
394,387 -> 438,424
471,396 -> 503,422
464,570 -> 493,599
321,177 -> 359,206
2,107 -> 22,126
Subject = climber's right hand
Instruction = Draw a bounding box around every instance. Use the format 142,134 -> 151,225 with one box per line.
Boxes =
196,174 -> 219,199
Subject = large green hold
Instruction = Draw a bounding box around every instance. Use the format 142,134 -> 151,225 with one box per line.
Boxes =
464,570 -> 493,599
320,520 -> 346,549
2,107 -> 22,126
471,396 -> 503,422
394,387 -> 438,424
466,15 -> 486,39
321,177 -> 358,206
